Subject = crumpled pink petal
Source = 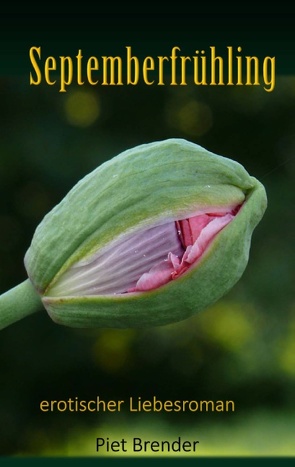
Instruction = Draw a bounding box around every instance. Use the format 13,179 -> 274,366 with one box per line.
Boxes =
129,212 -> 235,292
132,258 -> 175,292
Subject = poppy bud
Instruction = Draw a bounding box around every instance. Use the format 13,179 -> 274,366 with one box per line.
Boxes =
0,139 -> 267,329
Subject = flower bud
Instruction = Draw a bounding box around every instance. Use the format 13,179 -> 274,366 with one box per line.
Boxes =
1,139 -> 267,329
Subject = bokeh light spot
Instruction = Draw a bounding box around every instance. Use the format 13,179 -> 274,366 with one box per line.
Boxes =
278,312 -> 295,377
93,329 -> 136,373
201,301 -> 256,352
165,98 -> 213,137
63,90 -> 100,127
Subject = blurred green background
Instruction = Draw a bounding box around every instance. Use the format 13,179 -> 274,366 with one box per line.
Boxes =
0,76 -> 294,457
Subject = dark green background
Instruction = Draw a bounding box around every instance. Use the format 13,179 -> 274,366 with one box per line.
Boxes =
0,14 -> 294,462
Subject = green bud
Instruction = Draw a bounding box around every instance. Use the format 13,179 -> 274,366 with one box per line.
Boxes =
0,139 -> 267,330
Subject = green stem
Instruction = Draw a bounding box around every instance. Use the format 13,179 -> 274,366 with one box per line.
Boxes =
0,279 -> 42,330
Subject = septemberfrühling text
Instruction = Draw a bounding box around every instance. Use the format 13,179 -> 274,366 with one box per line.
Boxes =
29,45 -> 276,93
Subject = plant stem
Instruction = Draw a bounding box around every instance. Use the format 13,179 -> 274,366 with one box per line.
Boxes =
0,279 -> 42,330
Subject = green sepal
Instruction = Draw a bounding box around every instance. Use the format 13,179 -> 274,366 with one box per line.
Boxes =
42,177 -> 266,328
24,139 -> 255,297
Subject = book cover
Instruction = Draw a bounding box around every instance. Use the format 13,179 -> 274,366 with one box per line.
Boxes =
0,14 -> 294,465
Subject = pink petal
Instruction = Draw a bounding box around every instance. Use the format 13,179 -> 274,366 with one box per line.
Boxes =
129,258 -> 175,292
177,214 -> 213,247
185,214 -> 234,264
132,213 -> 234,291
